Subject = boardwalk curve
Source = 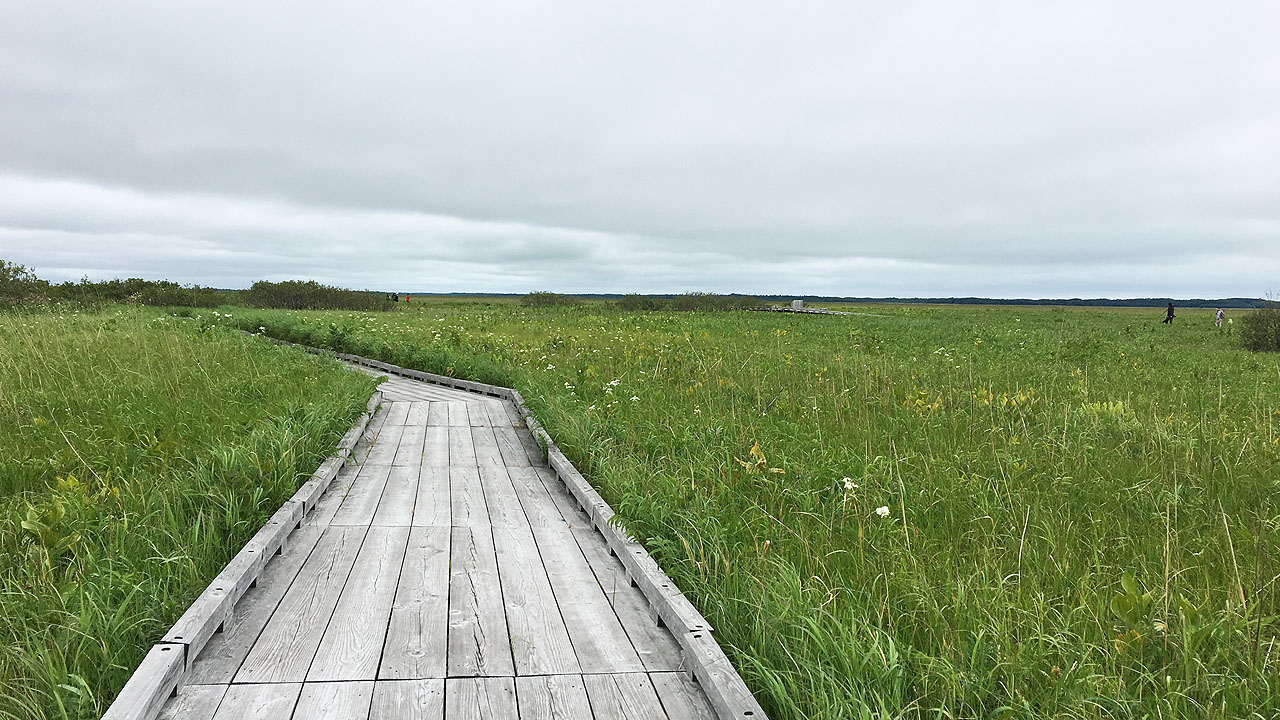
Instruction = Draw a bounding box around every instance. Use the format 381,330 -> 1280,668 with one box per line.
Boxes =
104,344 -> 767,720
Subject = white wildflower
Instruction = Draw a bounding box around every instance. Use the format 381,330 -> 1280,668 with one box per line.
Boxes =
842,477 -> 858,491
875,506 -> 891,518
630,396 -> 639,401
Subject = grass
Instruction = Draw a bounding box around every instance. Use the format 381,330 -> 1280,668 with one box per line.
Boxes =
0,308 -> 377,720
220,301 -> 1279,719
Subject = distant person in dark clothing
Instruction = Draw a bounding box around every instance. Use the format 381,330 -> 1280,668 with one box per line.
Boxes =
1162,302 -> 1175,324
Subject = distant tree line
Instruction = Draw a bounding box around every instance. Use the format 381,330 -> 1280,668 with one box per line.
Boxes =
0,260 -> 393,311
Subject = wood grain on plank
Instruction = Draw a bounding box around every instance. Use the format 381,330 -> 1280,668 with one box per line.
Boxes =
330,464 -> 393,526
449,466 -> 488,528
423,426 -> 449,466
478,464 -> 527,528
426,401 -> 449,427
308,461 -> 361,527
372,465 -> 419,527
505,467 -> 572,527
569,528 -> 685,672
466,402 -> 491,427
188,523 -> 327,684
530,522 -> 644,673
405,401 -> 431,426
491,426 -> 531,467
365,425 -> 406,465
369,679 -> 444,720
532,467 -> 592,527
444,677 -> 517,720
235,526 -> 367,683
292,680 -> 374,720
482,398 -> 515,427
209,682 -> 301,720
583,673 -> 671,719
394,426 -> 427,466
651,672 -> 718,720
514,675 -> 592,720
383,401 -> 411,426
157,683 -> 226,720
412,465 -> 451,527
491,524 -> 581,676
309,526 -> 411,681
447,526 -> 514,677
446,401 -> 469,427
380,526 -> 450,680
448,426 -> 477,465
471,427 -> 504,466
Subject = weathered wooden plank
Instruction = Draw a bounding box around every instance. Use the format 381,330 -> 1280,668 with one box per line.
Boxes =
444,678 -> 517,720
157,683 -> 226,720
309,526 -> 411,681
447,526 -> 514,677
466,402 -> 491,427
330,464 -> 392,526
514,675 -> 592,720
477,464 -> 527,528
471,427 -> 504,466
679,631 -> 769,720
308,461 -> 362,527
530,467 -> 592,527
423,426 -> 449,467
235,526 -> 367,683
384,401 -> 412,426
369,679 -> 445,720
100,644 -> 183,720
446,401 -> 470,427
448,466 -> 488,528
188,523 -> 326,684
582,673 -> 671,719
448,426 -> 477,465
569,528 -> 685,673
503,467 -> 565,528
405,401 -> 431,426
412,466 -> 451,527
209,682 -> 301,720
651,672 -> 718,720
425,401 -> 449,427
529,522 -> 643,673
380,526 -> 450,680
372,465 -> 419,527
394,426 -> 427,466
365,425 -> 406,465
491,524 -> 580,676
292,680 -> 374,720
482,398 -> 516,427
491,426 -> 531,467
516,425 -> 546,464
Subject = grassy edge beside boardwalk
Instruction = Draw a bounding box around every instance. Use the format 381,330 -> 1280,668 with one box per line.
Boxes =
0,308 -> 377,720
221,301 -> 1279,720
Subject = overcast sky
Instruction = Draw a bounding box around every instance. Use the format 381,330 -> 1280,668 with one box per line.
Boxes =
2,1 -> 1277,297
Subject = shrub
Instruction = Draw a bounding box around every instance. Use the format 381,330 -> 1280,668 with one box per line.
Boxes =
617,293 -> 667,311
243,280 -> 393,311
1240,304 -> 1280,352
668,292 -> 765,312
0,260 -> 48,304
520,291 -> 581,307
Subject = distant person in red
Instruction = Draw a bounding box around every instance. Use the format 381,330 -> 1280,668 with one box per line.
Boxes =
1162,302 -> 1175,324
406,294 -> 411,303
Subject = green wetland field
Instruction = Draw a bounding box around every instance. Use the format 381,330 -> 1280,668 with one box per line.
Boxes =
223,300 -> 1278,719
3,300 -> 1278,719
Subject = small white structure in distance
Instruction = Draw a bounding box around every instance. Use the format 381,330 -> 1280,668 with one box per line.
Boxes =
791,299 -> 804,310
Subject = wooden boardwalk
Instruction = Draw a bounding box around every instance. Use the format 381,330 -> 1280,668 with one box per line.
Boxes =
154,369 -> 719,719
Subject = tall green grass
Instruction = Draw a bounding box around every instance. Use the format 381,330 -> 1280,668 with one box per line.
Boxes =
0,309 -> 376,720
225,303 -> 1279,719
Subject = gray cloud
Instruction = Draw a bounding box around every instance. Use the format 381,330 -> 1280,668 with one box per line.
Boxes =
1,1 -> 1278,296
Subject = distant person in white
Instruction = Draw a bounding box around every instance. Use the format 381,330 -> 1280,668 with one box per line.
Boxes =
1216,308 -> 1225,327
